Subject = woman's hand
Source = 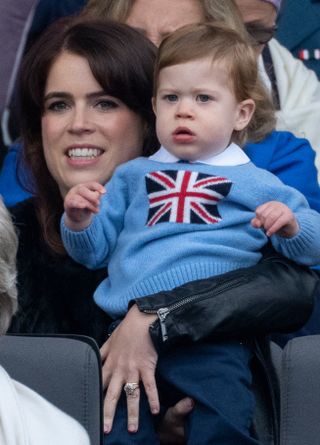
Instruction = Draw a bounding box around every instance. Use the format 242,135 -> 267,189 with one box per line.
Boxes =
101,304 -> 160,434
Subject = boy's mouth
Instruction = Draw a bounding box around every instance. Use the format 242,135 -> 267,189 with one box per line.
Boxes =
172,127 -> 195,143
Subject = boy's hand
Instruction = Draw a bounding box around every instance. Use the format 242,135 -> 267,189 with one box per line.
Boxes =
64,181 -> 106,231
251,201 -> 299,238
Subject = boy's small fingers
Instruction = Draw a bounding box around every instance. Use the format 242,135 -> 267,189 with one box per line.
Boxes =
251,217 -> 262,228
266,215 -> 287,236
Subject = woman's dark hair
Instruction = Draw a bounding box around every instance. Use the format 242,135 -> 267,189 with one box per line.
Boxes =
18,18 -> 157,253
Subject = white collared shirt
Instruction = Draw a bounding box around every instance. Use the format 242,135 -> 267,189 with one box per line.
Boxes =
148,143 -> 250,167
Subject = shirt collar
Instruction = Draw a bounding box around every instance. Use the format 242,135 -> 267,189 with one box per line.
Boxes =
148,143 -> 250,166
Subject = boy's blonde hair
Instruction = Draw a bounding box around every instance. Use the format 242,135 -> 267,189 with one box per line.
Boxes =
154,22 -> 276,146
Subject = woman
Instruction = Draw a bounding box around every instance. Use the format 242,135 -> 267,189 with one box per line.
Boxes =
8,15 -> 318,442
9,18 -> 157,344
0,200 -> 90,445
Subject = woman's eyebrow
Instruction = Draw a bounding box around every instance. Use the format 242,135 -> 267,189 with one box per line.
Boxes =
43,91 -> 71,101
86,90 -> 109,99
44,90 -> 107,102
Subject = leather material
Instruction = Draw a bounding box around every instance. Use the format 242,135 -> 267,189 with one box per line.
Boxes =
135,246 -> 317,352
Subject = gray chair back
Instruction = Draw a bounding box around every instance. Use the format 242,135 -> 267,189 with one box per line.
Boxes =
0,334 -> 103,444
279,335 -> 320,445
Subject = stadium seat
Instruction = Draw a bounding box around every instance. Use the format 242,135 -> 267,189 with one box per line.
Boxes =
0,334 -> 103,444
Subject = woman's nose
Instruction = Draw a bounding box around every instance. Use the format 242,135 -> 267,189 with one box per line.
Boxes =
68,107 -> 94,134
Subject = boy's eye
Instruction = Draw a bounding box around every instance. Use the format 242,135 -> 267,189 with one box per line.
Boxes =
164,94 -> 178,102
196,94 -> 211,102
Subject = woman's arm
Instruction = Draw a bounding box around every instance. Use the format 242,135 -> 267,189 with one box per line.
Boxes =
101,247 -> 318,436
134,247 -> 318,352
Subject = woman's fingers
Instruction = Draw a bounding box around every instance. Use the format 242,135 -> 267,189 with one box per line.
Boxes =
141,370 -> 160,415
103,376 -> 123,434
125,381 -> 141,433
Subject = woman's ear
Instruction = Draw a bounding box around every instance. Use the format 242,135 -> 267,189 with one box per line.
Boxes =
234,99 -> 255,131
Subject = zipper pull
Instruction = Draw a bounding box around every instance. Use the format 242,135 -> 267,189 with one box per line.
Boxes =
157,307 -> 169,342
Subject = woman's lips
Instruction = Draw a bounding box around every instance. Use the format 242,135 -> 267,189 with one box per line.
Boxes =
172,127 -> 195,143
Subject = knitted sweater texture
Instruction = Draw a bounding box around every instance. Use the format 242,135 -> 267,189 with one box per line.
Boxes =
61,157 -> 320,318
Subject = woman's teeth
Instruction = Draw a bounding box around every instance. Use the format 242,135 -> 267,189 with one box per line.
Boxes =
67,148 -> 101,159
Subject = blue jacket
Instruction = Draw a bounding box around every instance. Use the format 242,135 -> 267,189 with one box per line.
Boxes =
276,0 -> 320,79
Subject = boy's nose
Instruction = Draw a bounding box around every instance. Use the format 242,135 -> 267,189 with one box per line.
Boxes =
175,99 -> 194,119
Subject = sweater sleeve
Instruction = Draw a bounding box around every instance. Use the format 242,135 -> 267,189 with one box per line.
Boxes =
61,168 -> 129,270
268,184 -> 320,265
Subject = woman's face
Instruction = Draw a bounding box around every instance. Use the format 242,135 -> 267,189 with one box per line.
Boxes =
126,0 -> 204,47
41,51 -> 145,197
234,0 -> 277,53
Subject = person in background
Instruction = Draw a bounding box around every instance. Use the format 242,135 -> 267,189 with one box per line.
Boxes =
0,0 -> 37,166
234,0 -> 320,176
0,199 -> 90,445
276,0 -> 320,80
61,22 -> 320,443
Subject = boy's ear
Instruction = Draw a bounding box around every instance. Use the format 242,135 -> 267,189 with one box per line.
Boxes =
234,99 -> 255,131
152,97 -> 157,115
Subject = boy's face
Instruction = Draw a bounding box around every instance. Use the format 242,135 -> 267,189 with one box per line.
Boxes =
153,57 -> 254,161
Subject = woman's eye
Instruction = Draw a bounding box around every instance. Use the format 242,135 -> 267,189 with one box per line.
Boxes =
164,94 -> 178,102
47,101 -> 68,112
196,94 -> 211,103
96,99 -> 118,110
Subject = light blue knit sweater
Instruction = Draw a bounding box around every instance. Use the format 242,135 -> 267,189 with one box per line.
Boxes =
61,156 -> 320,318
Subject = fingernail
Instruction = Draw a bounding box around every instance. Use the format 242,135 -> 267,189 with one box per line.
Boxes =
104,425 -> 110,434
128,424 -> 137,433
